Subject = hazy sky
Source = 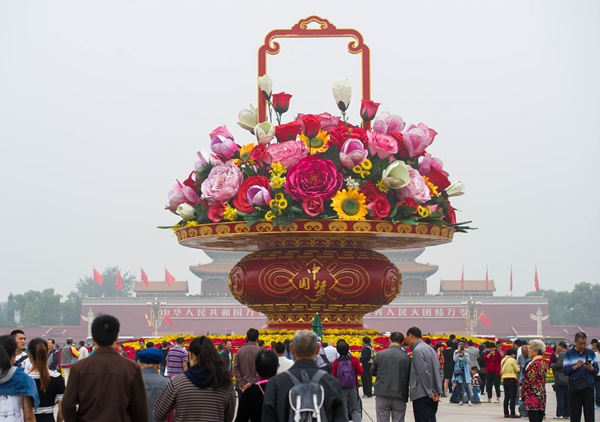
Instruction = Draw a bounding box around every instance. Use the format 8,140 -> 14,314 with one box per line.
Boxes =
1,1 -> 598,299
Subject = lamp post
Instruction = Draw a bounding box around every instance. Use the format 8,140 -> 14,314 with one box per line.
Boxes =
147,297 -> 166,337
462,296 -> 482,337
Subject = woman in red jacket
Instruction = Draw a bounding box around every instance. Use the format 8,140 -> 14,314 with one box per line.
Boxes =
483,341 -> 503,403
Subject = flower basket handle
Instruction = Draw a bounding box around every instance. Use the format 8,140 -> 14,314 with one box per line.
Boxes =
257,16 -> 371,126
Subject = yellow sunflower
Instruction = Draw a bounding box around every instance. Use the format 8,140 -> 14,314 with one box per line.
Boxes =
299,130 -> 330,154
331,188 -> 368,220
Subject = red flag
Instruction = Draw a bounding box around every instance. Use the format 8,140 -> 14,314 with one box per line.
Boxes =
534,266 -> 540,291
144,313 -> 152,327
460,265 -> 464,293
165,268 -> 175,286
479,311 -> 491,327
163,313 -> 174,327
485,266 -> 489,292
115,268 -> 123,290
93,267 -> 104,285
509,266 -> 513,295
141,268 -> 149,287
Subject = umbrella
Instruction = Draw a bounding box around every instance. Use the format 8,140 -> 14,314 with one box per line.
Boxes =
312,313 -> 323,340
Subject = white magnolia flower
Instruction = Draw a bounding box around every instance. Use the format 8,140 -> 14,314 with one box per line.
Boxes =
176,203 -> 195,219
332,78 -> 351,112
445,181 -> 465,197
254,121 -> 275,144
382,160 -> 410,189
238,104 -> 258,133
258,74 -> 273,100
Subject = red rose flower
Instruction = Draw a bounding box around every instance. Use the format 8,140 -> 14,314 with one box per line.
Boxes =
302,196 -> 324,217
301,114 -> 322,138
359,180 -> 386,204
426,166 -> 451,191
390,132 -> 410,160
232,175 -> 271,213
272,92 -> 292,114
360,99 -> 381,121
367,196 -> 391,220
329,124 -> 368,149
208,201 -> 225,222
275,121 -> 301,142
397,197 -> 418,214
249,144 -> 271,166
285,156 -> 343,201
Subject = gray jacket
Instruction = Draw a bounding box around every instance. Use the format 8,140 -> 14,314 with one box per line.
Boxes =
371,345 -> 410,401
141,367 -> 169,422
551,349 -> 569,387
465,346 -> 480,370
409,339 -> 443,401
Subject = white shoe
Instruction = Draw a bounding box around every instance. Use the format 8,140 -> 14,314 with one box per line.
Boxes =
459,402 -> 463,406
468,401 -> 472,407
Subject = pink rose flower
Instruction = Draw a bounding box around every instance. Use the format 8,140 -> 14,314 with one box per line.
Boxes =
402,123 -> 437,158
418,153 -> 445,176
268,140 -> 307,168
373,111 -> 405,134
200,161 -> 243,204
367,130 -> 398,160
339,139 -> 367,169
166,179 -> 203,212
285,156 -> 343,202
397,165 -> 432,204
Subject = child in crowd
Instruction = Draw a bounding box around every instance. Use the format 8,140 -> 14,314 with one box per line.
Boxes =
471,366 -> 482,404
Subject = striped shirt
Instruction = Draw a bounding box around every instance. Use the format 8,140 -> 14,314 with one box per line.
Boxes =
153,374 -> 235,422
166,346 -> 188,378
27,370 -> 65,415
563,347 -> 599,385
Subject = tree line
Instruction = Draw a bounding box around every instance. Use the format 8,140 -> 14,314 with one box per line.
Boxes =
0,266 -> 136,327
525,281 -> 600,326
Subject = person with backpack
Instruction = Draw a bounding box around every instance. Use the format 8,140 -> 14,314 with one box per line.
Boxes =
262,330 -> 346,422
332,340 -> 362,422
371,332 -> 410,422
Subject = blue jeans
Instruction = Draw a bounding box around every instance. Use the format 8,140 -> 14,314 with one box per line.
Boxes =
554,385 -> 570,417
473,385 -> 481,402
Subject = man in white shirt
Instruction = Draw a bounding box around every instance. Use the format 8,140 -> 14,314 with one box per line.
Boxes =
10,329 -> 31,371
78,341 -> 90,360
324,340 -> 340,365
274,342 -> 294,374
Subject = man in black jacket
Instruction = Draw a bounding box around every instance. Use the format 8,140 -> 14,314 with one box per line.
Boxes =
262,330 -> 347,422
360,336 -> 374,398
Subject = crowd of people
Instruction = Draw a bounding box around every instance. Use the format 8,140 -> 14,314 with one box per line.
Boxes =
1,318 -> 599,422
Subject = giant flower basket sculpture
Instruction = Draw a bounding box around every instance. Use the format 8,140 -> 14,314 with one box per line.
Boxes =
165,16 -> 471,329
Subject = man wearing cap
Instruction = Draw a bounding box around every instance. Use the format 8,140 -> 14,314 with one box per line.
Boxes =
139,348 -> 169,422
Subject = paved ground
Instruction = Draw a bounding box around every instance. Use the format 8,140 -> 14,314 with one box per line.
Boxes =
359,384 -> 600,421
